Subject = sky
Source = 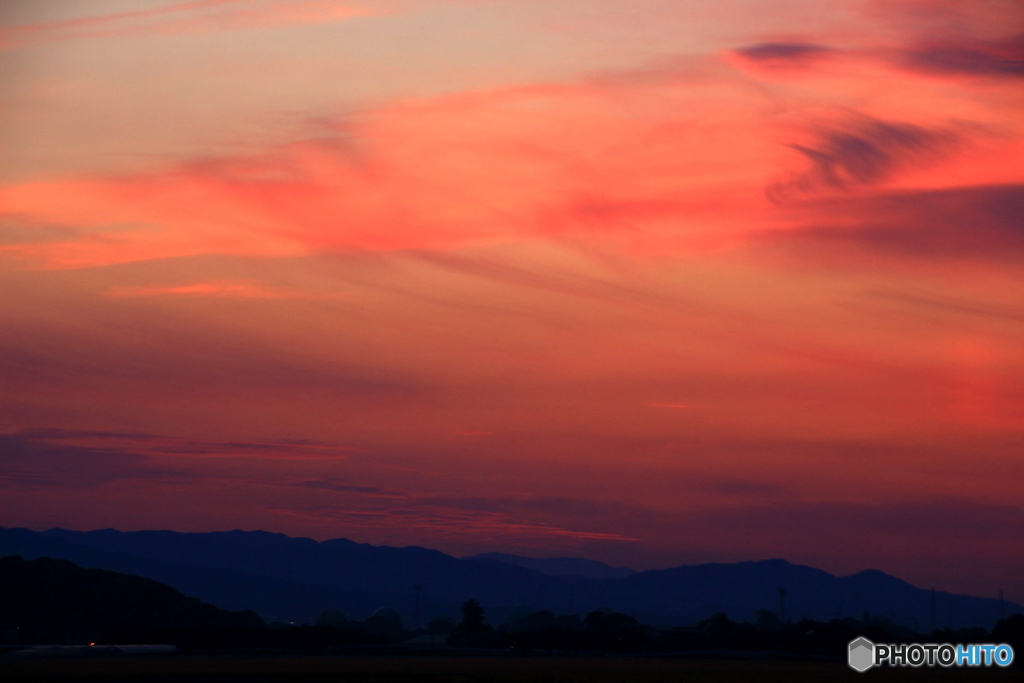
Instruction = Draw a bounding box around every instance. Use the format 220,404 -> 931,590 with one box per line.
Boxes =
1,0 -> 1022,605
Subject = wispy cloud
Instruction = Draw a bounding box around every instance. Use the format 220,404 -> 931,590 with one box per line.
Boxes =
1,18 -> 1017,270
765,183 -> 1024,261
866,0 -> 1024,80
0,431 -> 190,489
266,500 -> 640,545
768,116 -> 961,200
862,289 -> 1024,322
106,280 -> 345,299
14,428 -> 362,460
0,0 -> 376,50
0,299 -> 423,399
899,35 -> 1024,78
0,75 -> 773,267
735,42 -> 835,68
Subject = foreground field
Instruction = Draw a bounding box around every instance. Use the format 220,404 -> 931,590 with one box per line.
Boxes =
2,655 -> 1021,683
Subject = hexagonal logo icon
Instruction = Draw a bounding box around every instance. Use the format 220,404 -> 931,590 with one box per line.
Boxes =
848,637 -> 875,672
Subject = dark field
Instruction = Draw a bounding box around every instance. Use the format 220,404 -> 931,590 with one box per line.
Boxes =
2,656 -> 1022,683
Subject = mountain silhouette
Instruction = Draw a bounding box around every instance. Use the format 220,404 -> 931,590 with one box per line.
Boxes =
0,555 -> 262,643
0,527 -> 572,625
0,526 -> 341,622
1,526 -> 1016,629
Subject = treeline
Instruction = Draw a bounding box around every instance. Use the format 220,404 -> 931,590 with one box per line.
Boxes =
113,603 -> 1022,660
443,600 -> 1024,661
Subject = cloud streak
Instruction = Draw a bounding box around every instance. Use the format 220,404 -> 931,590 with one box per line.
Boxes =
766,184 -> 1024,261
900,35 -> 1024,77
12,428 -> 362,461
0,432 -> 190,489
769,117 -> 961,199
106,280 -> 346,299
735,42 -> 835,68
0,0 -> 375,50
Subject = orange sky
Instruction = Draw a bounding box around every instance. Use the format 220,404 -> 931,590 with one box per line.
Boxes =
1,0 -> 1022,603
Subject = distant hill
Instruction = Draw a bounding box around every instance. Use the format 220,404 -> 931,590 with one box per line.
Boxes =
0,555 -> 262,643
574,559 -> 1015,629
467,552 -> 635,579
0,526 -> 1017,630
0,527 -> 573,625
0,526 -> 343,623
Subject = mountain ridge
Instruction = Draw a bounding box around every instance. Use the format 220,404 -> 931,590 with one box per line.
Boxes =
1,526 -> 1017,629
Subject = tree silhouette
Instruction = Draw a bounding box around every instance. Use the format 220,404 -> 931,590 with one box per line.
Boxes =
461,599 -> 485,630
449,598 -> 500,647
315,609 -> 348,628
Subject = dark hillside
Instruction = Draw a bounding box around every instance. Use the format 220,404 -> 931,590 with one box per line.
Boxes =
0,555 -> 262,643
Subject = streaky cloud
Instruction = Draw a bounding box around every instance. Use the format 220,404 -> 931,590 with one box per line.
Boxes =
900,34 -> 1024,77
105,280 -> 345,300
769,117 -> 959,199
862,289 -> 1024,322
0,432 -> 190,489
766,183 -> 1024,261
0,0 -> 376,50
735,41 -> 834,66
12,428 -> 361,460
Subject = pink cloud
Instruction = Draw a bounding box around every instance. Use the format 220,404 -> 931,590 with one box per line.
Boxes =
1,12 -> 1019,273
0,75 -> 781,268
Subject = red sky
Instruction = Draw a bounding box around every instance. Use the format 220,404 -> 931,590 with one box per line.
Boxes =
1,0 -> 1022,604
